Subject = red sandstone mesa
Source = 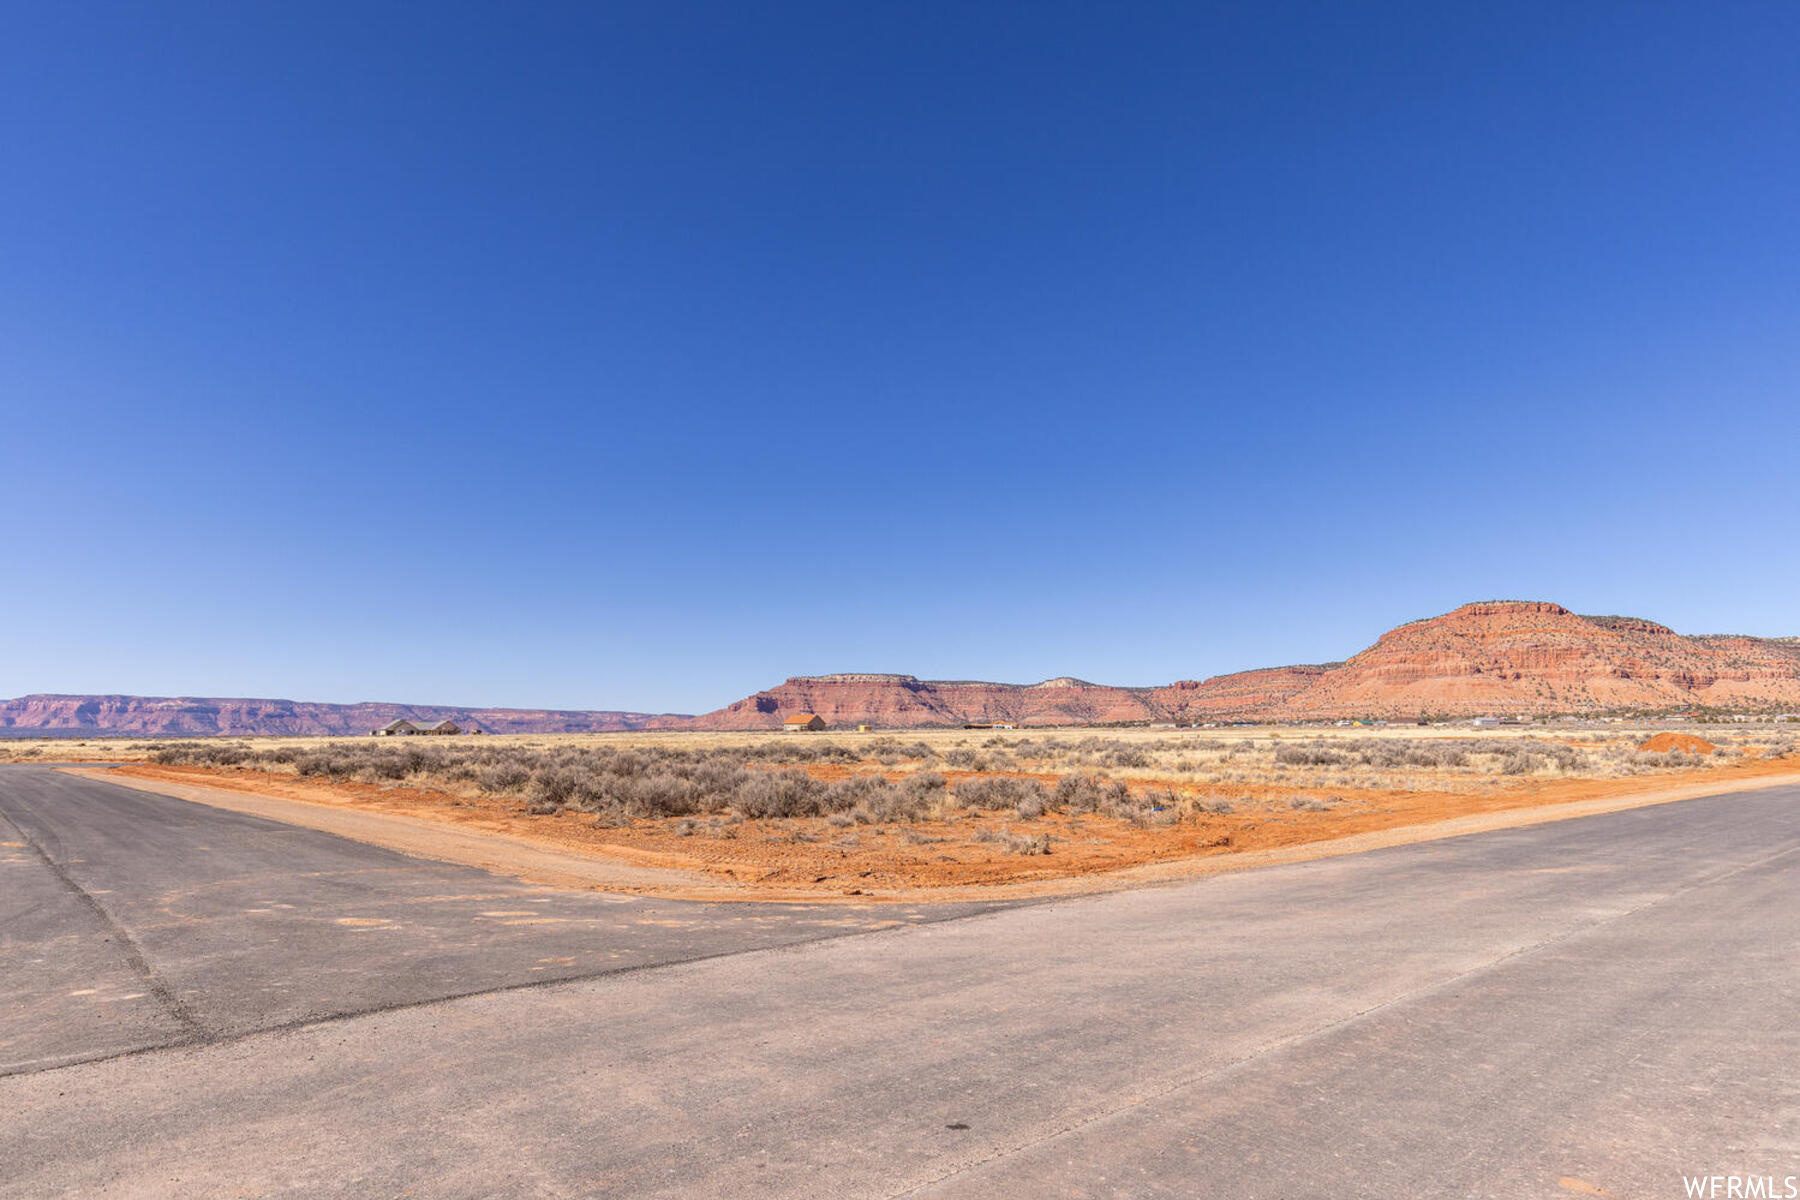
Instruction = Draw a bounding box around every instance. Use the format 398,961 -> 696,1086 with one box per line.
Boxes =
675,602 -> 1800,729
5,603 -> 1797,736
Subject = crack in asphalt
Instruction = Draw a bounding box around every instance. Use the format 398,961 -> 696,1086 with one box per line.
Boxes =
879,839 -> 1800,1198
0,764 -> 1030,1080
0,798 -> 207,1043
0,837 -> 1033,1081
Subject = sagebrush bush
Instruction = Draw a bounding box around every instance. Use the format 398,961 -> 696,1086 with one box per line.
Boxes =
479,762 -> 530,793
953,775 -> 1045,811
1274,744 -> 1345,767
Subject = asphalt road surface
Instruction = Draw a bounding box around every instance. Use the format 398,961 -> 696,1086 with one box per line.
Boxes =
3,765 -> 1796,1198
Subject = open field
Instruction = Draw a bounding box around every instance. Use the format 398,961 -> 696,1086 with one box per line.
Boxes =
5,762 -> 1798,1196
14,724 -> 1795,896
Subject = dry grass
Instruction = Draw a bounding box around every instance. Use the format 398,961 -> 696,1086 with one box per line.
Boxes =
42,722 -> 1794,895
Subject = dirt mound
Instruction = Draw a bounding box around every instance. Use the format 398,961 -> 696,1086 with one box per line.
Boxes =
1638,732 -> 1715,754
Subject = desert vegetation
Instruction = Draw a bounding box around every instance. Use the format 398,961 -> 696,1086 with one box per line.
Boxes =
16,724 -> 1795,892
131,727 -> 1789,843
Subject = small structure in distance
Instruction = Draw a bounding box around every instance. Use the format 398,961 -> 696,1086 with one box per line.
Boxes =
372,718 -> 463,736
782,713 -> 827,732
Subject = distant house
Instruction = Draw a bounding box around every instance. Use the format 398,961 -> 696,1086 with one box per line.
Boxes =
1470,716 -> 1502,728
856,724 -> 874,732
372,718 -> 462,736
782,714 -> 826,732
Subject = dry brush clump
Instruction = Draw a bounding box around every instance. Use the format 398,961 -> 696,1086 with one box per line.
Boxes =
973,827 -> 1053,856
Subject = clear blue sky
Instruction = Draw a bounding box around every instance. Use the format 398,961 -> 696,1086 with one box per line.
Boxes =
3,2 -> 1796,714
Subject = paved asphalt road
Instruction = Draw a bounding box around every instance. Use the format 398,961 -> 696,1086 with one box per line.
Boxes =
0,766 -> 1004,1075
2,766 -> 1796,1198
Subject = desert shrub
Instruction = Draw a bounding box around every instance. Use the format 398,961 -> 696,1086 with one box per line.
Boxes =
1619,749 -> 1703,771
151,741 -> 256,768
819,774 -> 888,813
974,828 -> 1052,855
1549,747 -> 1589,771
867,746 -> 930,766
479,762 -> 530,793
1007,738 -> 1069,762
861,739 -> 935,764
850,790 -> 929,824
626,771 -> 705,817
1351,741 -> 1468,770
733,769 -> 827,819
1498,750 -> 1544,775
361,753 -> 413,781
525,767 -> 581,811
1274,743 -> 1346,767
953,775 -> 1046,812
692,757 -> 749,792
1052,773 -> 1132,816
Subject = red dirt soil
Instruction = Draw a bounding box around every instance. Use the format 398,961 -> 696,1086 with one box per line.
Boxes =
105,757 -> 1800,897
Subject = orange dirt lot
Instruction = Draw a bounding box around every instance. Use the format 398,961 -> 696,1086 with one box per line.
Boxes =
1637,732 -> 1716,754
106,757 -> 1800,897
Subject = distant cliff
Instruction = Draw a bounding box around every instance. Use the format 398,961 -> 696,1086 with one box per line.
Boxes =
7,601 -> 1798,736
0,694 -> 686,737
678,602 -> 1800,728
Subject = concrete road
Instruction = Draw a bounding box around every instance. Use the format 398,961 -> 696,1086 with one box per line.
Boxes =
2,767 -> 1796,1198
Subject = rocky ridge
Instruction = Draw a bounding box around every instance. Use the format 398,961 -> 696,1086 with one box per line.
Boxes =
6,602 -> 1798,735
0,694 -> 682,738
681,602 -> 1800,728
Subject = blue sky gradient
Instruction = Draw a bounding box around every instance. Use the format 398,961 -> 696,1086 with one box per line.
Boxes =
4,2 -> 1796,712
